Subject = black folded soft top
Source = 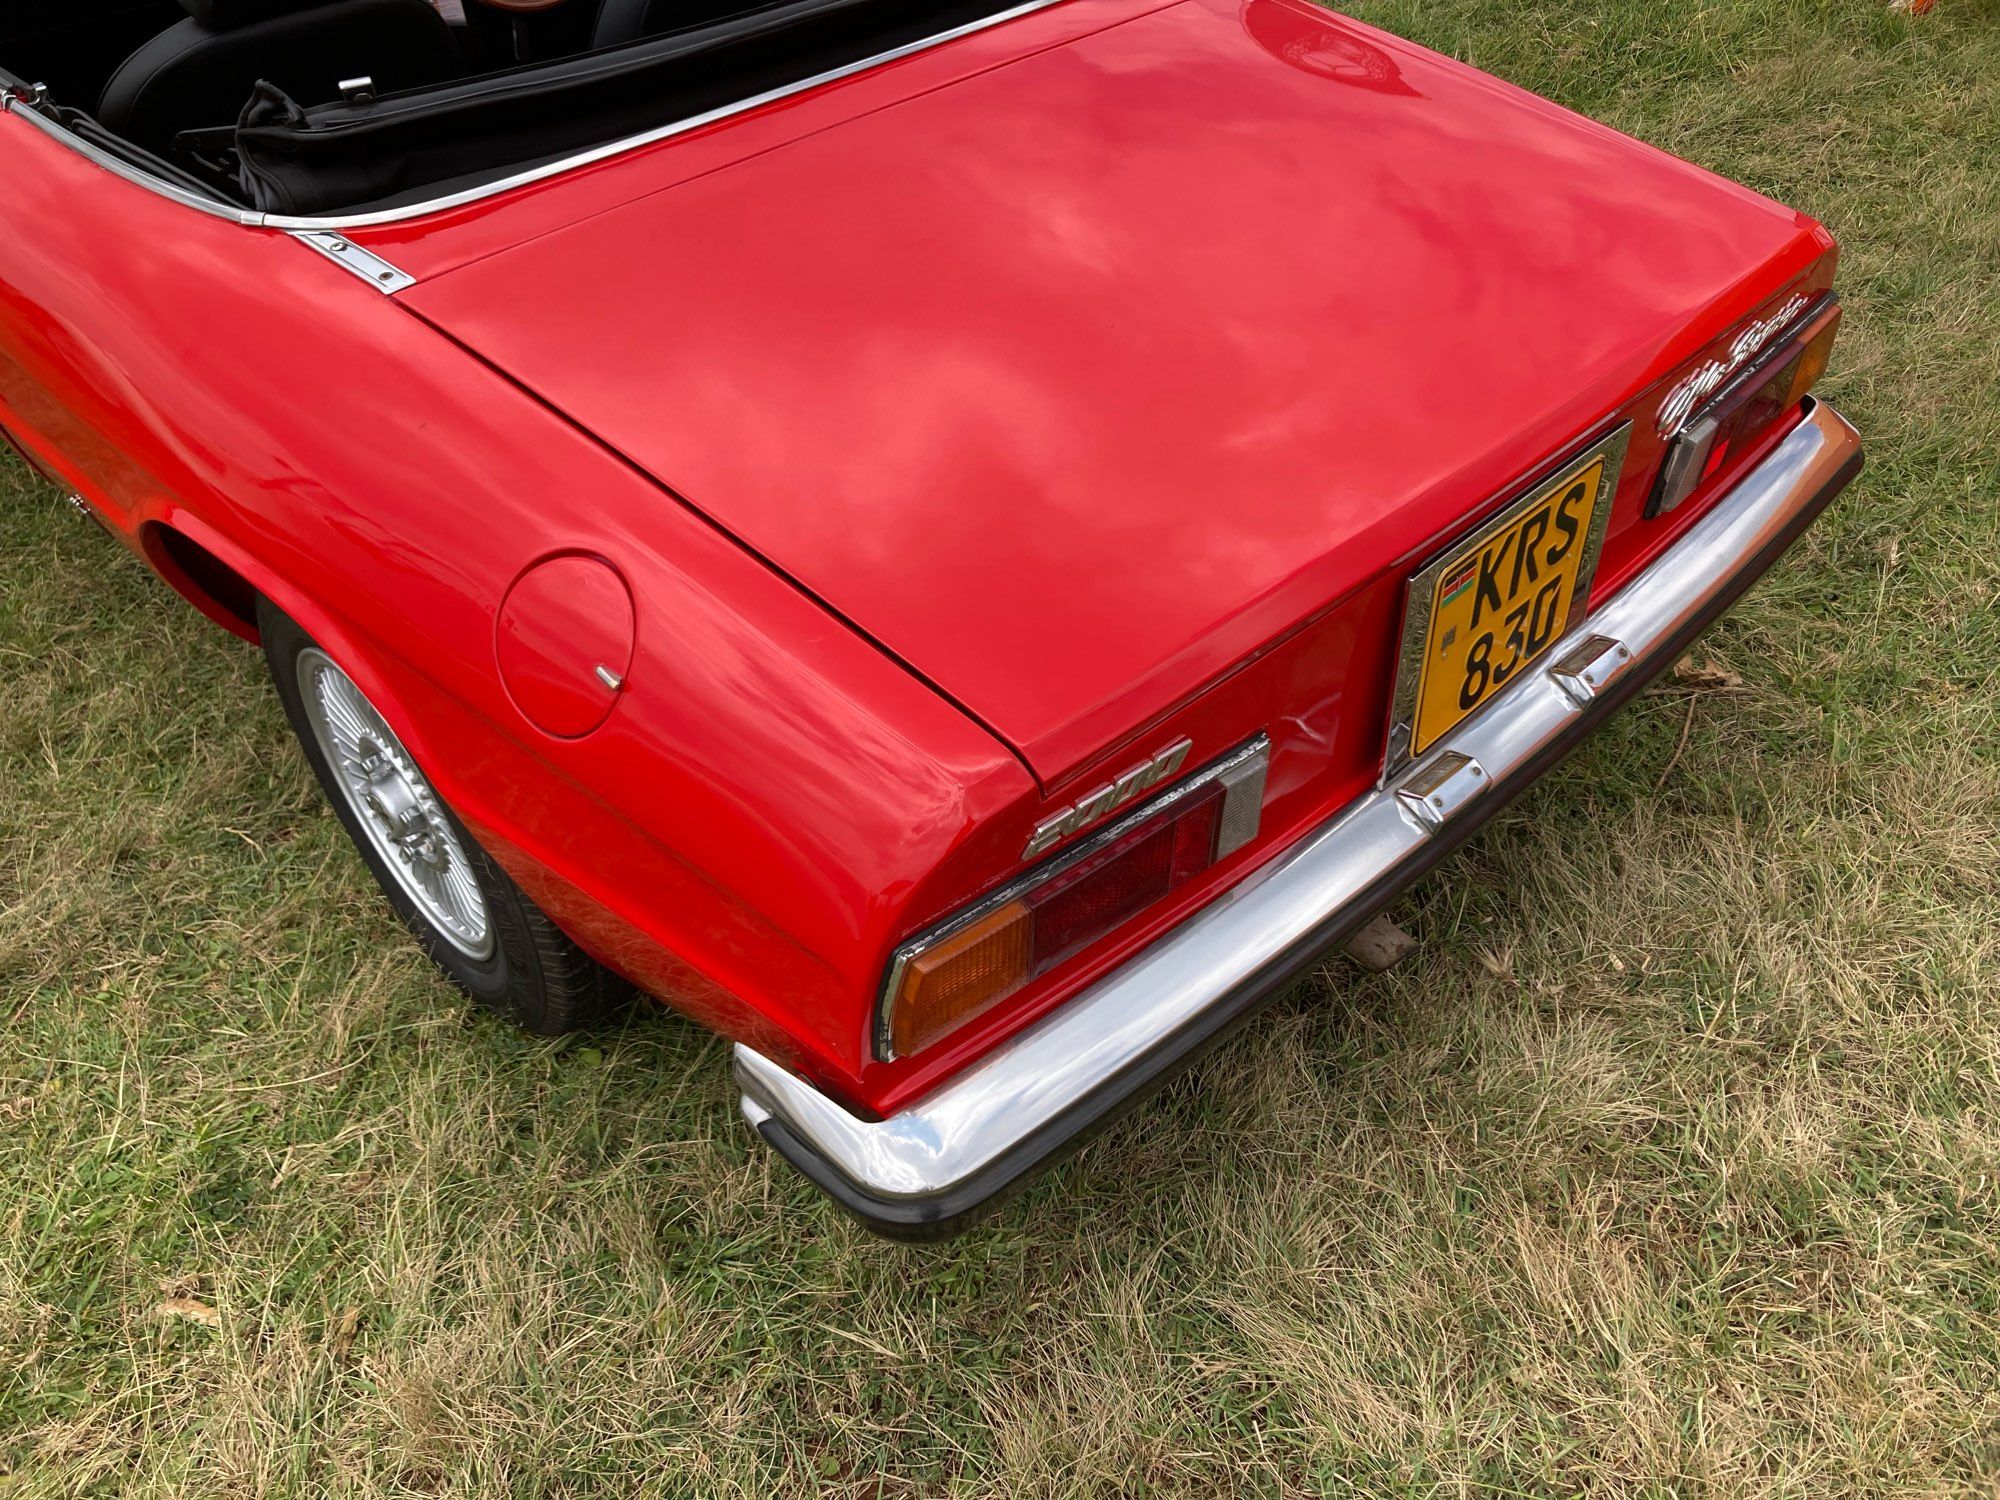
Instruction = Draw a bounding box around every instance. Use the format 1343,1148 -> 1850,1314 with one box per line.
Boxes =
226,0 -> 1012,214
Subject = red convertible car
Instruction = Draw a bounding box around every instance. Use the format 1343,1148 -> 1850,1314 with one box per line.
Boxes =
0,0 -> 1859,1235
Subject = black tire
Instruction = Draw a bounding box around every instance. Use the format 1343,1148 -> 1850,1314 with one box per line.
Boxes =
259,598 -> 630,1036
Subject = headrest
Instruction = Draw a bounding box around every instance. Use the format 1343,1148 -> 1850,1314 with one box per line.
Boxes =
180,0 -> 354,28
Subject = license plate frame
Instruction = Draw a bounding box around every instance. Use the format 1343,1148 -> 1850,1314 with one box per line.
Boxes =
1383,423 -> 1631,778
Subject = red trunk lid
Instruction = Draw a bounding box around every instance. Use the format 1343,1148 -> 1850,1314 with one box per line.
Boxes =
401,0 -> 1824,782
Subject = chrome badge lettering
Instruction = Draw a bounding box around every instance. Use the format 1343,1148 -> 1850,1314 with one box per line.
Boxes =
1023,738 -> 1194,860
1656,293 -> 1812,437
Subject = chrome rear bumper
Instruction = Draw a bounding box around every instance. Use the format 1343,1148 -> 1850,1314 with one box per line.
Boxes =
736,399 -> 1863,1239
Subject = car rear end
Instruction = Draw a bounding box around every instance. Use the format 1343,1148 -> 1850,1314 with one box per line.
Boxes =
870,259 -> 1844,1060
743,284 -> 1859,1236
372,0 -> 1861,1233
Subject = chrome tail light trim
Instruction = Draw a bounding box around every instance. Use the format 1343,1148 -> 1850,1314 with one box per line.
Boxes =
873,734 -> 1272,1062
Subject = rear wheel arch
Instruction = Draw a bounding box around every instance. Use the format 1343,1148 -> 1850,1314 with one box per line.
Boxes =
146,519 -> 633,1031
138,516 -> 455,794
139,522 -> 260,641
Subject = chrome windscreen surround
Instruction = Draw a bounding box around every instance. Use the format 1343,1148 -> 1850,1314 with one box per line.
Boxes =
737,399 -> 1863,1238
873,734 -> 1272,1062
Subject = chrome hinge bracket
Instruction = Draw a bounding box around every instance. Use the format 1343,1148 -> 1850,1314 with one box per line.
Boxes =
290,230 -> 416,294
0,81 -> 51,113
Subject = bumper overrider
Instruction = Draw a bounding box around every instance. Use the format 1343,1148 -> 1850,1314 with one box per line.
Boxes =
737,399 -> 1864,1239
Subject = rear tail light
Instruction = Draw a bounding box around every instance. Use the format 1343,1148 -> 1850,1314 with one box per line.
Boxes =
1650,298 -> 1841,518
877,737 -> 1270,1060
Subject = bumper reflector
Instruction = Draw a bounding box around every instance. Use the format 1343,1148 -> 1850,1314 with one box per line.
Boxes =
878,737 -> 1270,1060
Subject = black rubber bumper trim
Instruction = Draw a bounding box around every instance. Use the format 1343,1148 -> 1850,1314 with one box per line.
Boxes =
761,445 -> 1864,1242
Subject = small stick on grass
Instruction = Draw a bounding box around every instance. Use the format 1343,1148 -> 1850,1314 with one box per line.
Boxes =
1655,695 -> 1698,791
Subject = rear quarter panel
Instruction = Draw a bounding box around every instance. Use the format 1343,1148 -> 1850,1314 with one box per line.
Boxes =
0,107 -> 1034,1105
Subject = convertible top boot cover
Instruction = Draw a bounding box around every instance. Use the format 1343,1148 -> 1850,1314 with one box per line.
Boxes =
229,0 -> 1007,213
97,0 -> 461,151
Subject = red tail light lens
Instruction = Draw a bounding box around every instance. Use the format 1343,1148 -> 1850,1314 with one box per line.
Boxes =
1029,783 -> 1223,968
1650,299 -> 1841,518
878,739 -> 1269,1060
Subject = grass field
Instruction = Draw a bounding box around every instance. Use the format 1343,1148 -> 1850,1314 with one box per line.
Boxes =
3,0 -> 1998,1494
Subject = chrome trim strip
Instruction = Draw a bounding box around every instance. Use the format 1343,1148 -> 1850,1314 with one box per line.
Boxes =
291,231 -> 416,293
2,90 -> 247,221
737,400 -> 1863,1215
0,0 -> 1069,233
873,734 -> 1271,1062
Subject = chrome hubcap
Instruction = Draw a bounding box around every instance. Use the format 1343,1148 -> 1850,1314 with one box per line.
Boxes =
296,648 -> 494,960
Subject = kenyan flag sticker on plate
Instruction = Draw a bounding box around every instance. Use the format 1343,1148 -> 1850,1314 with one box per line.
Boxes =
1438,557 -> 1480,613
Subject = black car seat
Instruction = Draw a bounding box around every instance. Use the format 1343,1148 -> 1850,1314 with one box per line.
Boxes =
99,0 -> 463,152
591,0 -> 670,46
593,0 -> 779,47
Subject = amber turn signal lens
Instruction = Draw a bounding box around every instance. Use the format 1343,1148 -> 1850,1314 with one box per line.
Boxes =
888,900 -> 1033,1058
1780,304 -> 1841,410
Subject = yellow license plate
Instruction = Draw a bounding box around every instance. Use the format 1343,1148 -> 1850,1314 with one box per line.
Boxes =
1391,426 -> 1629,765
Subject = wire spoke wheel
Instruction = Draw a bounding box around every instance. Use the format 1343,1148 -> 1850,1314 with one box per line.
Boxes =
294,648 -> 495,960
265,604 -> 627,1034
